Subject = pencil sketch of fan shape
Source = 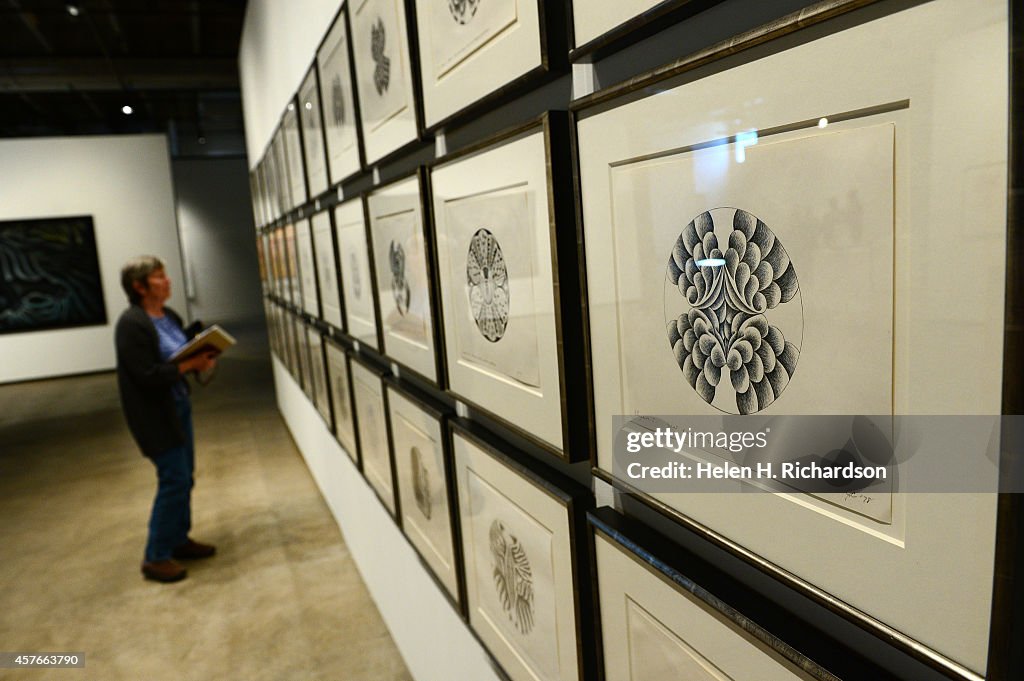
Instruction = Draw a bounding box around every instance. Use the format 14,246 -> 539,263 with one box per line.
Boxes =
665,208 -> 802,415
489,519 -> 534,635
466,228 -> 509,342
448,0 -> 480,24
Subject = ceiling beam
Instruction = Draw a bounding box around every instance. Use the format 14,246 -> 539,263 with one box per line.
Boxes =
0,58 -> 239,92
6,0 -> 54,54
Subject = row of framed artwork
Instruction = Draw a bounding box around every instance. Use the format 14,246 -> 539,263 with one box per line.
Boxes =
256,113 -> 588,466
264,298 -> 880,681
251,0 -> 1017,678
247,0 -> 728,227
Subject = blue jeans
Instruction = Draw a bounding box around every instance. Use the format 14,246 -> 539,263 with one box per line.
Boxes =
144,398 -> 194,562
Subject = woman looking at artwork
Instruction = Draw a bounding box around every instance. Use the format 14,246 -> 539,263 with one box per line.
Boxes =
114,256 -> 218,583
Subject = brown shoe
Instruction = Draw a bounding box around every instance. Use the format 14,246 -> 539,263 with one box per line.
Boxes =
141,559 -> 187,583
172,538 -> 216,560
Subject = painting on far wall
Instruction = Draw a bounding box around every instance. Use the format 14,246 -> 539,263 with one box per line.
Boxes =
0,215 -> 107,334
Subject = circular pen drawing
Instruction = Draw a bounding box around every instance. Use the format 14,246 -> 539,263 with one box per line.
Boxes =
466,228 -> 509,342
665,208 -> 802,415
448,0 -> 480,24
489,520 -> 534,635
389,240 -> 410,316
370,17 -> 390,96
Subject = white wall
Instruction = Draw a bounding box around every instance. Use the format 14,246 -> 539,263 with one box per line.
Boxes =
172,159 -> 264,326
239,0 -> 342,163
0,134 -> 185,384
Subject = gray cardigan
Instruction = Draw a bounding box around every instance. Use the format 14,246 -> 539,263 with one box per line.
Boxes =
114,305 -> 191,457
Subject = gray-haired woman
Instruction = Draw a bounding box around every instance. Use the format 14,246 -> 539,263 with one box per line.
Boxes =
115,255 -> 218,583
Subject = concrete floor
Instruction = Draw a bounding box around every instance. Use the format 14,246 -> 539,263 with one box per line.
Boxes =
0,338 -> 412,681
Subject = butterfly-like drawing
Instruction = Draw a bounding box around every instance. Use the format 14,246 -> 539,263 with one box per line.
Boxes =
370,17 -> 390,96
667,208 -> 801,414
489,520 -> 534,635
448,0 -> 480,24
466,228 -> 509,342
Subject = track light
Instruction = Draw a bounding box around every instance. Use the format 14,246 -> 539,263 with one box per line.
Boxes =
122,105 -> 133,115
66,4 -> 80,17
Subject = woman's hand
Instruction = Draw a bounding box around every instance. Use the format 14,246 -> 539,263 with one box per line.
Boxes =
178,351 -> 218,375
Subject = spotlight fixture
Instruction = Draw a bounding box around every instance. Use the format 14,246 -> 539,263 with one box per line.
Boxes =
818,117 -> 829,128
66,4 -> 80,17
122,105 -> 133,115
198,137 -> 207,145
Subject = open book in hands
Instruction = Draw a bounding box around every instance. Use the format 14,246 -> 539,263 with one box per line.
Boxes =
170,324 -> 237,363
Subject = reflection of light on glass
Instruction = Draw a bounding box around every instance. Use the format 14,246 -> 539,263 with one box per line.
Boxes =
735,130 -> 758,163
305,102 -> 313,110
696,258 -> 726,268
818,117 -> 829,128
121,105 -> 133,115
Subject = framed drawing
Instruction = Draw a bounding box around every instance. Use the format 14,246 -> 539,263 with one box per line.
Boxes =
283,222 -> 301,308
0,215 -> 107,334
574,0 -> 1008,676
298,320 -> 316,401
298,67 -> 329,198
349,0 -> 420,164
282,101 -> 308,209
269,227 -> 285,301
590,507 -> 841,681
287,312 -> 304,383
326,339 -> 360,465
366,171 -> 441,384
296,220 -> 321,318
350,354 -> 397,515
318,4 -> 363,184
312,210 -> 343,329
271,127 -> 292,216
249,170 -> 263,228
308,329 -> 332,425
431,113 -> 588,461
452,419 -> 591,681
412,0 -> 559,129
386,379 -> 460,605
569,0 -> 718,59
334,196 -> 380,349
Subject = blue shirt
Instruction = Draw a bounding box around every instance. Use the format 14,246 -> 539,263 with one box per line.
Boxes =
150,314 -> 189,400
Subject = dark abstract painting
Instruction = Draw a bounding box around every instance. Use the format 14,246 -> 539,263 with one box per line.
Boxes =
0,215 -> 107,334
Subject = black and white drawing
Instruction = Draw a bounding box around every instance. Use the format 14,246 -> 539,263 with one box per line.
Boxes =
331,74 -> 346,126
389,240 -> 411,316
448,0 -> 480,24
666,208 -> 801,415
490,519 -> 534,635
466,228 -> 509,342
411,446 -> 432,519
371,16 -> 390,96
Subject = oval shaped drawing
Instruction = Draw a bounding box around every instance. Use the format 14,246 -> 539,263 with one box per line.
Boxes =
489,519 -> 534,635
665,208 -> 802,415
389,240 -> 410,316
466,228 -> 509,342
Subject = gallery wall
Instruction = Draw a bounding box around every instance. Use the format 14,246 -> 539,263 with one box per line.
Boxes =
172,159 -> 264,327
0,134 -> 185,385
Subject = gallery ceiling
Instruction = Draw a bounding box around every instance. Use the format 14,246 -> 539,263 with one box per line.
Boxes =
0,0 -> 247,157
